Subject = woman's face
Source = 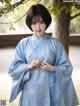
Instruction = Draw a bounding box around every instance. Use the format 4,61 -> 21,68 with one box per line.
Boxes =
31,16 -> 46,37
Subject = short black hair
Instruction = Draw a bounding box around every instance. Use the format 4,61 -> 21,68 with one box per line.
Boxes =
25,4 -> 52,31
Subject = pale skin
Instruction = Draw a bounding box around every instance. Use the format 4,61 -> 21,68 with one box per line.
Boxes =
27,60 -> 55,72
27,16 -> 55,72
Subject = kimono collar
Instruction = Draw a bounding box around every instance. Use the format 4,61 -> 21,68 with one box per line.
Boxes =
32,33 -> 49,41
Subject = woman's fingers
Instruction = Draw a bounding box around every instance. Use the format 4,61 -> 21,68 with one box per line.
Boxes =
41,62 -> 54,72
27,60 -> 41,70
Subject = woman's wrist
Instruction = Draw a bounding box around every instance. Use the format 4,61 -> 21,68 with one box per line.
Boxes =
50,66 -> 56,72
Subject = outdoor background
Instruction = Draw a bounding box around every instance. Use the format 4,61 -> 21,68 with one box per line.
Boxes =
0,0 -> 80,106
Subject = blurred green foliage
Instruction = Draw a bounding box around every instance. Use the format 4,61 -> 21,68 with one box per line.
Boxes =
0,0 -> 80,33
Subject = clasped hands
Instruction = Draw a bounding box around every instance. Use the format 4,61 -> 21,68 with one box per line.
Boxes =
27,60 -> 55,72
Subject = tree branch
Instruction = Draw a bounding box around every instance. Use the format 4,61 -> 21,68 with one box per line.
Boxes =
0,0 -> 26,17
71,12 -> 80,20
0,10 -> 27,24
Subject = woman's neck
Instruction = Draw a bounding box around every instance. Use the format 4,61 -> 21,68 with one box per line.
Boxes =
36,32 -> 46,38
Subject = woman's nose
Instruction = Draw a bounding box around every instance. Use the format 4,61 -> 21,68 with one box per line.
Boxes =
36,23 -> 40,28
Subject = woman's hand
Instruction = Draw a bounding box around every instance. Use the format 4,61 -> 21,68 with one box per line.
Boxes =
27,60 -> 41,70
40,62 -> 55,72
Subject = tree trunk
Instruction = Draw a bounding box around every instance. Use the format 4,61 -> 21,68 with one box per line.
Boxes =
54,11 -> 71,53
51,0 -> 71,53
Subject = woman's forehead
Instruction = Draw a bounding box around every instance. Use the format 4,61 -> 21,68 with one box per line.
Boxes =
32,16 -> 43,22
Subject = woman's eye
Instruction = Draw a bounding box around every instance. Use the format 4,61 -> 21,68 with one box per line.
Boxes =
32,22 -> 36,25
40,21 -> 44,24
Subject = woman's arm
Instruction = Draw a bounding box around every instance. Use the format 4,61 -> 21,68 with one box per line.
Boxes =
8,38 -> 30,81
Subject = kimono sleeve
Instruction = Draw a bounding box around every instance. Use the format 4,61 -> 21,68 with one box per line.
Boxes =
53,39 -> 73,81
53,39 -> 79,106
8,38 -> 30,81
8,38 -> 31,102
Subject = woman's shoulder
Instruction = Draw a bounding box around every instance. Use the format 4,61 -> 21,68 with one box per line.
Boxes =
48,35 -> 64,49
16,36 -> 32,49
19,35 -> 33,45
20,36 -> 31,43
48,35 -> 60,44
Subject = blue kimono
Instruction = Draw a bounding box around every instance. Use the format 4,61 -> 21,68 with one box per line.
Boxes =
8,34 -> 79,106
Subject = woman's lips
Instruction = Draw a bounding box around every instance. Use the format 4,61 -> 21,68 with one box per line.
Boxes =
36,30 -> 42,32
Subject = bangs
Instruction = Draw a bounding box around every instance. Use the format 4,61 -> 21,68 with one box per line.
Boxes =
25,4 -> 52,31
32,16 -> 44,24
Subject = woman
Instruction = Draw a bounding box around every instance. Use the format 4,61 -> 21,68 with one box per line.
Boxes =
9,4 -> 79,106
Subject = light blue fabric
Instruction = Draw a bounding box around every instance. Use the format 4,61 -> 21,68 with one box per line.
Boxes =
9,34 -> 79,106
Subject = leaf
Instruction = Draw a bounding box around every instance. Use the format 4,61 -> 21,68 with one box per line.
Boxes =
59,4 -> 67,11
0,0 -> 3,3
9,25 -> 16,31
4,0 -> 11,4
41,0 -> 50,6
